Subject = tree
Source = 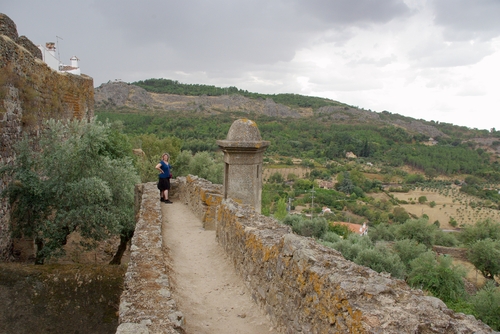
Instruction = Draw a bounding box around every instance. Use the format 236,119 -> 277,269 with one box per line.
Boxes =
354,243 -> 406,279
459,219 -> 500,245
368,223 -> 396,242
395,218 -> 437,248
467,239 -> 500,280
407,252 -> 466,303
1,119 -> 140,264
269,172 -> 284,183
329,223 -> 352,239
274,197 -> 288,221
418,196 -> 427,204
392,207 -> 410,224
471,281 -> 500,330
283,215 -> 328,239
337,171 -> 354,195
173,150 -> 193,177
393,239 -> 427,270
188,151 -> 223,184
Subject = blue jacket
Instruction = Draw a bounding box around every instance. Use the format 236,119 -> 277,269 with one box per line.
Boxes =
159,160 -> 171,179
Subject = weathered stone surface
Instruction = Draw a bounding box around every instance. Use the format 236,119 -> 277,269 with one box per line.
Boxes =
176,175 -> 223,230
217,119 -> 269,213
116,323 -> 149,334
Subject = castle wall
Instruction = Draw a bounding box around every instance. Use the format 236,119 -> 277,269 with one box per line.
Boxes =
0,13 -> 94,261
121,177 -> 495,333
117,182 -> 184,334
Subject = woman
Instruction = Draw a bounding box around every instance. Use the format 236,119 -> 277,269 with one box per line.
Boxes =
156,153 -> 172,203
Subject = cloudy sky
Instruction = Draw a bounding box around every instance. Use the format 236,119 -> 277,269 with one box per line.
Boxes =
4,0 -> 500,130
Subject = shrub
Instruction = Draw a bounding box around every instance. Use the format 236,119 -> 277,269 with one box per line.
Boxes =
320,231 -> 341,243
395,218 -> 437,248
434,230 -> 459,247
368,223 -> 396,242
471,281 -> 500,330
393,239 -> 427,270
354,243 -> 406,279
408,252 -> 466,303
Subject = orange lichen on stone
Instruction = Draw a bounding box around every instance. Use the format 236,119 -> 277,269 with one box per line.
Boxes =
204,193 -> 222,206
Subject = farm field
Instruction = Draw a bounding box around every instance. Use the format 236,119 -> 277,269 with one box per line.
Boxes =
263,166 -> 311,180
386,187 -> 500,229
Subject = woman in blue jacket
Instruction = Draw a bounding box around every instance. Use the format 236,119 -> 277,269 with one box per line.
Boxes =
156,153 -> 172,203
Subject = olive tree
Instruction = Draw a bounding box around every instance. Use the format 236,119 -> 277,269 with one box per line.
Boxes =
395,218 -> 437,248
407,252 -> 466,303
467,239 -> 500,280
2,119 -> 140,264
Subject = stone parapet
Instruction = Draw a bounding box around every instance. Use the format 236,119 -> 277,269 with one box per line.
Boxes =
117,182 -> 183,334
176,176 -> 495,333
175,175 -> 223,230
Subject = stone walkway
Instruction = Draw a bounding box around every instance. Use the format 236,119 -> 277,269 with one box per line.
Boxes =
161,201 -> 278,334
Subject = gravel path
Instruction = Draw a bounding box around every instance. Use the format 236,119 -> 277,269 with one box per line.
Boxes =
161,201 -> 278,334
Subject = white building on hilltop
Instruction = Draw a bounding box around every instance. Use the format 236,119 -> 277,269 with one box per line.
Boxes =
37,42 -> 81,75
60,56 -> 81,75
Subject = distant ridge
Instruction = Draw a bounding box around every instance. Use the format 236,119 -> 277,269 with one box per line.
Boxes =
95,80 -> 447,139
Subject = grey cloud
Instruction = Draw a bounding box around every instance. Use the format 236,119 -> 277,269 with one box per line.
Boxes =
91,0 -> 412,71
431,0 -> 500,41
294,0 -> 412,26
409,40 -> 493,68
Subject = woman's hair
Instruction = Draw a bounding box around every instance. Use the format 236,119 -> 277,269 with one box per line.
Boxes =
162,153 -> 170,160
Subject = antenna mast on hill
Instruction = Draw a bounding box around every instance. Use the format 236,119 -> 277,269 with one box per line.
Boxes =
56,35 -> 63,62
310,186 -> 315,219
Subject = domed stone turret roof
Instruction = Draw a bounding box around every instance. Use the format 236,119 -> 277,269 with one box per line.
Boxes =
217,119 -> 269,150
226,118 -> 262,141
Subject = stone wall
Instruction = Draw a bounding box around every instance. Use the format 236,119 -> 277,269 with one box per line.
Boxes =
175,175 -> 223,230
0,13 -> 94,260
117,182 -> 184,334
121,176 -> 495,333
